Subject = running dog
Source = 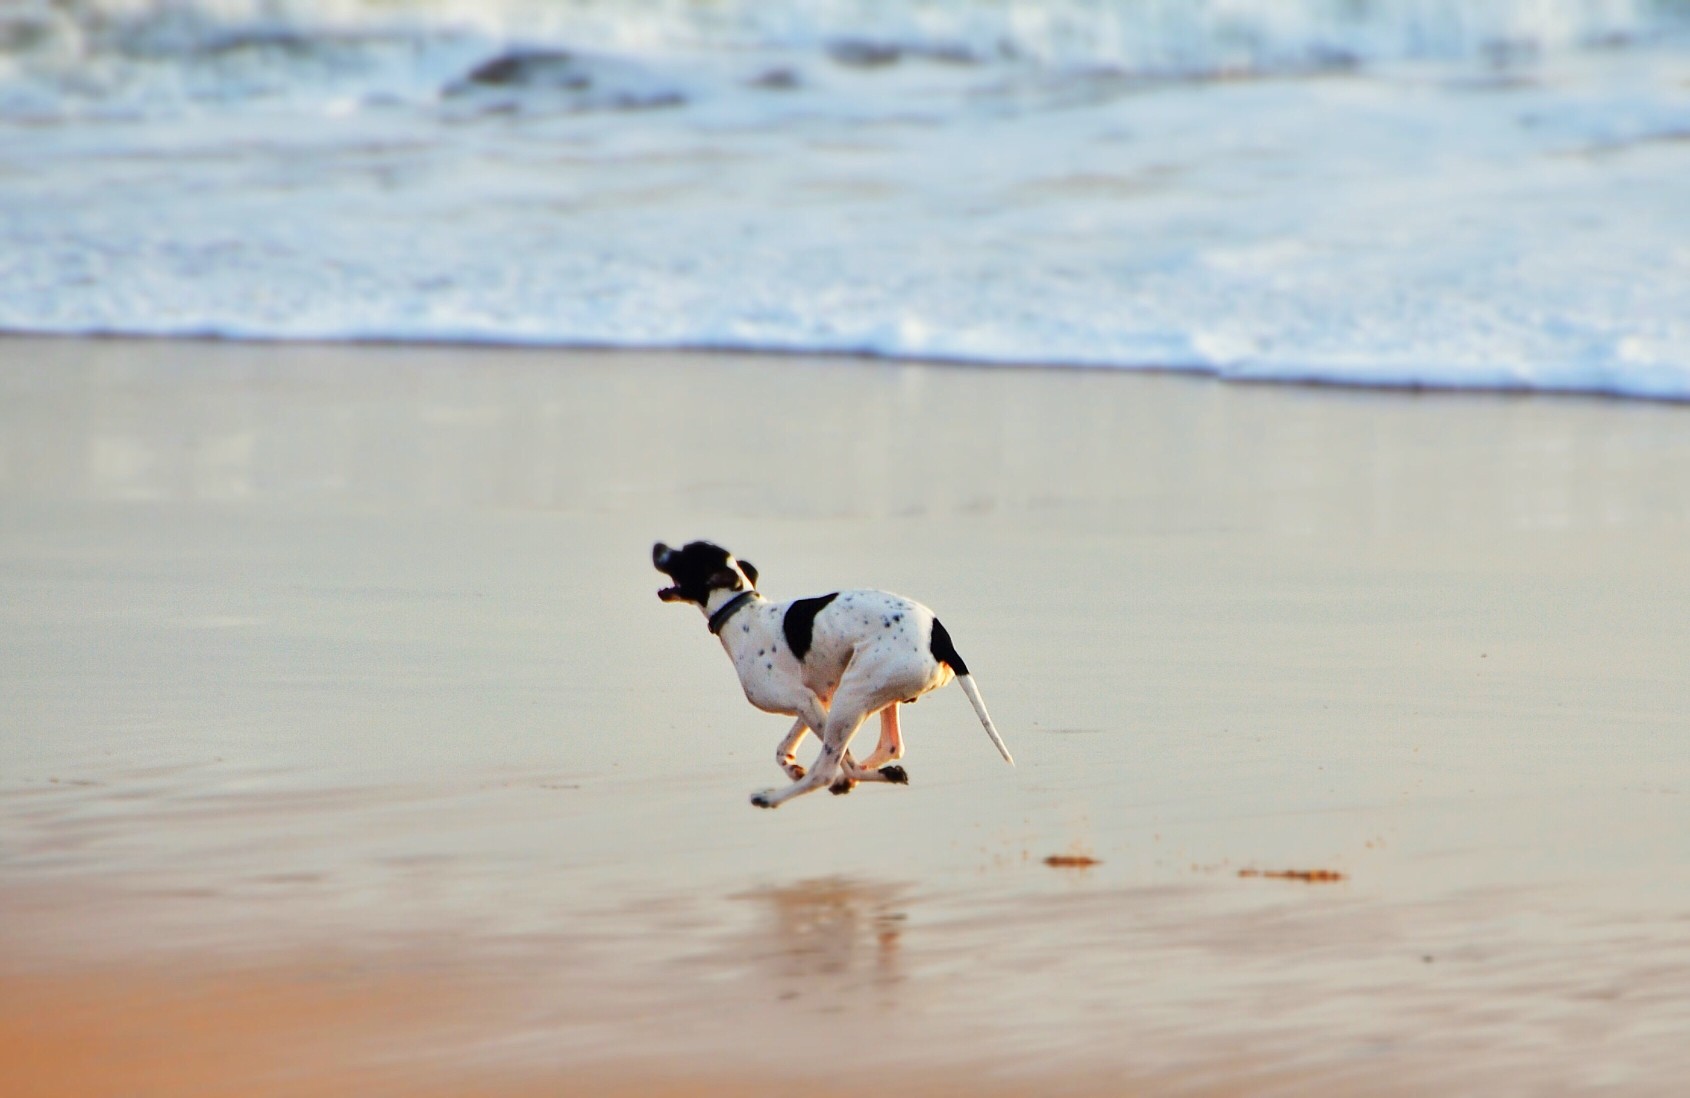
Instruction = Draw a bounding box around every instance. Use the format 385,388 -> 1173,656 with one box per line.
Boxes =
653,540 -> 1014,809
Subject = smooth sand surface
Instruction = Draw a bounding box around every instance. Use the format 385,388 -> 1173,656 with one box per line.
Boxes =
3,337 -> 1689,1095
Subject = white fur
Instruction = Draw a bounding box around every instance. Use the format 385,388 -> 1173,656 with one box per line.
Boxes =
691,577 -> 1011,809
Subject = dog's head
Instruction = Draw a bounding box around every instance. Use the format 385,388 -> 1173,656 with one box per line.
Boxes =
652,541 -> 759,606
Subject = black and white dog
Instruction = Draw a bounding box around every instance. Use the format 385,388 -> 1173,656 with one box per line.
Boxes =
653,541 -> 1013,809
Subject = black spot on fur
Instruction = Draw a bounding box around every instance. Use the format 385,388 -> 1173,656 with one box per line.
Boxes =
929,617 -> 970,676
782,592 -> 838,661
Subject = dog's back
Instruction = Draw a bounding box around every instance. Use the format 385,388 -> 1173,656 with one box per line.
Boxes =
791,589 -> 952,704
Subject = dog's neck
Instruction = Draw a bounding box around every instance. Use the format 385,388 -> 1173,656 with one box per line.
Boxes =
705,588 -> 760,635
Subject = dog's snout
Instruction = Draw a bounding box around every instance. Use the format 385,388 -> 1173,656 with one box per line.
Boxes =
653,542 -> 673,568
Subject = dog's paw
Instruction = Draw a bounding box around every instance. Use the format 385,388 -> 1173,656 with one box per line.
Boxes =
829,777 -> 856,796
879,765 -> 909,785
782,763 -> 806,781
750,790 -> 779,809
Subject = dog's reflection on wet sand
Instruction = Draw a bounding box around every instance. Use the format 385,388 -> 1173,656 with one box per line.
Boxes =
733,878 -> 908,1011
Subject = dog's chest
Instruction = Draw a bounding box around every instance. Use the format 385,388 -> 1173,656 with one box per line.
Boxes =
720,606 -> 814,707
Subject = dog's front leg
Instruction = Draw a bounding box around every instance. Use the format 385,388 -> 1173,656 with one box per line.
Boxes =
775,716 -> 809,780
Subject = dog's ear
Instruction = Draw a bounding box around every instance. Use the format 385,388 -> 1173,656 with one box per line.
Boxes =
708,568 -> 742,591
739,560 -> 758,588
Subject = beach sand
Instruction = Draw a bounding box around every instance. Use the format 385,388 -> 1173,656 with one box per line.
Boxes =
3,337 -> 1689,1096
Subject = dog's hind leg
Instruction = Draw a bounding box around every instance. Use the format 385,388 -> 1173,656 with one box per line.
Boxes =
855,703 -> 905,770
775,716 -> 810,780
838,756 -> 906,788
838,695 -> 905,783
832,749 -> 861,795
833,745 -> 902,794
751,696 -> 874,809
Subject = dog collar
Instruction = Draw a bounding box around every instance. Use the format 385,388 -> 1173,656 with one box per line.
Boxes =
707,591 -> 758,636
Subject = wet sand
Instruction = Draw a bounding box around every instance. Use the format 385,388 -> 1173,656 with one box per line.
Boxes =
3,337 -> 1689,1095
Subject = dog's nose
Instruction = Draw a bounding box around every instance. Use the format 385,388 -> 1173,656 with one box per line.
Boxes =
653,542 -> 673,567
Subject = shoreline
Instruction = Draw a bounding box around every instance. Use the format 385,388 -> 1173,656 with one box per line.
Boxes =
4,330 -> 1686,406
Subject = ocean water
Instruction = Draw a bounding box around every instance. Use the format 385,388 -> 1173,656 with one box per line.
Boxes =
1,1 -> 1688,398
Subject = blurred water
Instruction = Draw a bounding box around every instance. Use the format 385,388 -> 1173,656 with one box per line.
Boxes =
1,2 -> 1688,396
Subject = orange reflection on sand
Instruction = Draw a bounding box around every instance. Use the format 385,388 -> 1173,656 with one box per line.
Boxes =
1,958 -> 483,1098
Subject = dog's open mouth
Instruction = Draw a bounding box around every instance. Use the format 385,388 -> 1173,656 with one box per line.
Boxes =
657,585 -> 684,602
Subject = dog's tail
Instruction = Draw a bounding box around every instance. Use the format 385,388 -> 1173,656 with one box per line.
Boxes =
930,618 -> 1013,766
957,674 -> 1014,766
